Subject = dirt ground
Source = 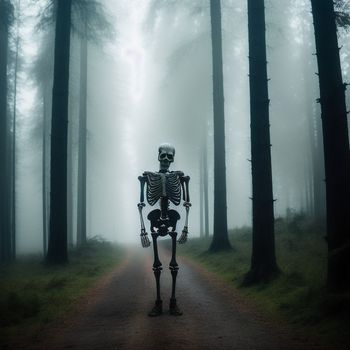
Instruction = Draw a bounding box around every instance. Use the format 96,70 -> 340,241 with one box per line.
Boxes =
18,246 -> 322,350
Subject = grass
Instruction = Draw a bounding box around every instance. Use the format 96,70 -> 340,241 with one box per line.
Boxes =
178,214 -> 350,349
0,237 -> 124,346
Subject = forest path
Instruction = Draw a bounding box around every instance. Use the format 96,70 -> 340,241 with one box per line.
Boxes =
34,245 -> 319,350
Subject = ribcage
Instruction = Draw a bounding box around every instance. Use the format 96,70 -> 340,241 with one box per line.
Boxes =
166,172 -> 181,205
145,172 -> 162,206
145,172 -> 181,206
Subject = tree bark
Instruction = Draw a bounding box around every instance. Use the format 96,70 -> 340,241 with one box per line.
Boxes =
46,0 -> 72,264
209,0 -> 231,252
301,23 -> 326,225
11,3 -> 19,260
203,130 -> 209,238
77,33 -> 87,246
313,113 -> 326,224
42,100 -> 47,256
42,86 -> 51,255
199,129 -> 210,239
0,0 -> 13,263
67,96 -> 74,249
311,0 -> 350,291
244,0 -> 279,284
200,154 -> 204,238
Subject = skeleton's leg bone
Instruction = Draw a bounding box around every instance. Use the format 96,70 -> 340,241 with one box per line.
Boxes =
152,233 -> 162,302
169,231 -> 179,301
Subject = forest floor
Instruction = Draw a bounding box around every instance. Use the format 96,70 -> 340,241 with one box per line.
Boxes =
179,217 -> 350,350
0,239 -> 124,349
8,243 -> 325,350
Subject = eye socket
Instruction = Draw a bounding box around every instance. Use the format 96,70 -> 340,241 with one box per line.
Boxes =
159,153 -> 174,160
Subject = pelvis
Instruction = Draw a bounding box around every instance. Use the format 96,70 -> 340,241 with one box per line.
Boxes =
147,209 -> 181,236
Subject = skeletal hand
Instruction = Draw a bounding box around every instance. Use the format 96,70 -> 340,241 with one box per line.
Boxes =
140,233 -> 151,248
178,229 -> 188,244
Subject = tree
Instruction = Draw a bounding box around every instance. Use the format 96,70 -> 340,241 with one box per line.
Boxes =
46,0 -> 72,264
209,0 -> 231,252
0,0 -> 14,263
74,0 -> 112,246
199,129 -> 209,238
311,0 -> 350,291
42,0 -> 112,260
33,27 -> 54,256
243,0 -> 279,284
10,0 -> 21,260
202,129 -> 209,238
77,26 -> 87,246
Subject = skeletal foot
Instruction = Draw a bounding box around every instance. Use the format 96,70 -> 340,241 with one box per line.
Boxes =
148,300 -> 163,317
169,299 -> 183,316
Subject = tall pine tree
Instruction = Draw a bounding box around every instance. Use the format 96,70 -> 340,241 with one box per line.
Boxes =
0,0 -> 14,263
46,0 -> 72,264
209,0 -> 231,252
311,0 -> 350,291
244,0 -> 279,284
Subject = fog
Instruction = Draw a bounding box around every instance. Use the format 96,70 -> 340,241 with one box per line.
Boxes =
13,0 -> 350,253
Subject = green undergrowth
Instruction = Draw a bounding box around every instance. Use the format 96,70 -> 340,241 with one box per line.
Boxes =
0,238 -> 124,346
178,216 -> 350,349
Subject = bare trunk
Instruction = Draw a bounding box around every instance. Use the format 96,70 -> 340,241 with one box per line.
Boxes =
313,112 -> 326,224
77,33 -> 87,246
46,0 -> 72,264
67,102 -> 73,248
0,0 -> 12,263
42,97 -> 47,255
199,154 -> 204,238
311,0 -> 350,291
203,131 -> 209,238
244,0 -> 279,284
209,0 -> 231,252
11,6 -> 20,259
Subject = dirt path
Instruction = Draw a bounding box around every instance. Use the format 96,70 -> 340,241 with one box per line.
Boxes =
29,246 -> 320,350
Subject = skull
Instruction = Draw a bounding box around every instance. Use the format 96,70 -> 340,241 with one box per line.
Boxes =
158,143 -> 175,172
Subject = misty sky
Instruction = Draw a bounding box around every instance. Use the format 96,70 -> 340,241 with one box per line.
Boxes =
14,0 -> 350,252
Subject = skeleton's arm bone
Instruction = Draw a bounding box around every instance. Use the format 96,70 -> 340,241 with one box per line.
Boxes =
138,175 -> 147,203
183,176 -> 190,202
138,175 -> 150,248
178,176 -> 191,244
137,203 -> 151,247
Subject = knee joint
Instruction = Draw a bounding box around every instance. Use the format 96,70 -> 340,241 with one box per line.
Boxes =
153,263 -> 162,271
169,263 -> 179,271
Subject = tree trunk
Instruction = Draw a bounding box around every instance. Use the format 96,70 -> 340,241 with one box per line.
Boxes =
46,0 -> 72,264
209,0 -> 231,252
67,97 -> 74,249
313,113 -> 326,224
199,154 -> 204,238
77,33 -> 87,246
203,130 -> 209,238
11,3 -> 20,259
311,0 -> 350,291
301,23 -> 326,225
0,0 -> 12,263
42,86 -> 51,255
244,0 -> 279,284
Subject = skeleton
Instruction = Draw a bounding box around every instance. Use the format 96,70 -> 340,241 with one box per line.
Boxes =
137,143 -> 191,316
